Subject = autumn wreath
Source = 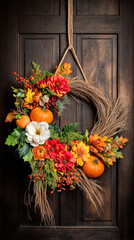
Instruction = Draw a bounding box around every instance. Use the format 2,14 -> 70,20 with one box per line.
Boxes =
5,62 -> 128,225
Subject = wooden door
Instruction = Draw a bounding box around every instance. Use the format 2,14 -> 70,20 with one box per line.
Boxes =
1,0 -> 134,239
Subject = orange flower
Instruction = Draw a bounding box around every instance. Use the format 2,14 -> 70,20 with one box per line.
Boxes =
46,75 -> 70,97
37,80 -> 47,89
32,145 -> 47,161
33,91 -> 42,103
71,141 -> 90,166
56,62 -> 72,76
89,134 -> 106,153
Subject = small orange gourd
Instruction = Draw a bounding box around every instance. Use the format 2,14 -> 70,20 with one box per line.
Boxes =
16,115 -> 30,128
82,155 -> 105,179
30,107 -> 53,124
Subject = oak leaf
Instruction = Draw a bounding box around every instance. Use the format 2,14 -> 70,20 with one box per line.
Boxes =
5,112 -> 17,123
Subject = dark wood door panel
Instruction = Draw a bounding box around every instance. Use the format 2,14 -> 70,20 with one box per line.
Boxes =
1,0 -> 134,239
18,0 -> 60,16
19,34 -> 59,75
17,227 -> 120,240
18,32 -> 117,228
76,0 -> 120,16
77,34 -> 117,98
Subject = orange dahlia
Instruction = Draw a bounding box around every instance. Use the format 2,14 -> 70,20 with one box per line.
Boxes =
32,145 -> 47,161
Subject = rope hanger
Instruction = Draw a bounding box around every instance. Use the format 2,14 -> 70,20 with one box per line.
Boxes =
55,0 -> 88,82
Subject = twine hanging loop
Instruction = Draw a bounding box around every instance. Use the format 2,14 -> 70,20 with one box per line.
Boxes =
55,0 -> 88,82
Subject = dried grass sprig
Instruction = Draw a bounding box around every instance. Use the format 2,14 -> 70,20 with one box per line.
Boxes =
69,78 -> 128,137
24,181 -> 55,225
76,168 -> 104,213
34,182 -> 55,225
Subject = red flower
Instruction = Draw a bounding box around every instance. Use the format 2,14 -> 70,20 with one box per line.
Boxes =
44,139 -> 65,159
44,139 -> 75,173
46,75 -> 70,97
54,150 -> 75,173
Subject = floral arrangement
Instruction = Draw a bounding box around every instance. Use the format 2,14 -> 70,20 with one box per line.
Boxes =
5,62 -> 128,225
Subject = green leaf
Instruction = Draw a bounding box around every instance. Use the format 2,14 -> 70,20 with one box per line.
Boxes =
15,113 -> 21,119
115,151 -> 123,159
50,129 -> 59,140
115,136 -> 119,140
63,123 -> 78,133
42,70 -> 53,78
49,123 -> 61,133
5,127 -> 22,146
47,89 -> 57,96
11,86 -> 18,93
41,89 -> 49,95
60,131 -> 84,144
44,159 -> 60,190
18,143 -> 30,158
23,148 -> 33,163
16,92 -> 25,98
85,129 -> 89,138
49,123 -> 61,139
18,131 -> 26,147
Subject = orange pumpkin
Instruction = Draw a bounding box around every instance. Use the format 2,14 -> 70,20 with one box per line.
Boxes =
82,155 -> 105,179
30,107 -> 53,124
16,115 -> 30,128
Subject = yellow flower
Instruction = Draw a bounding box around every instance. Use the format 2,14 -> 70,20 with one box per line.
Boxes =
101,136 -> 112,142
71,141 -> 90,166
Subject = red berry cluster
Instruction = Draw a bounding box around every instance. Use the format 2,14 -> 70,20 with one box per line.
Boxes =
45,96 -> 59,109
13,72 -> 32,88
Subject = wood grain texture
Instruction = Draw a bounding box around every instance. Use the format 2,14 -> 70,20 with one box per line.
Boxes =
77,0 -> 119,16
17,227 -> 120,240
77,34 -> 117,98
118,0 -> 134,239
1,0 -> 134,239
18,0 -> 60,16
0,0 -> 18,240
19,34 -> 60,226
20,34 -> 59,75
18,16 -> 121,34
